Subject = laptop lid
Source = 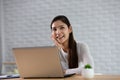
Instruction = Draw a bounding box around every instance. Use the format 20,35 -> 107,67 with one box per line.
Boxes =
13,46 -> 64,78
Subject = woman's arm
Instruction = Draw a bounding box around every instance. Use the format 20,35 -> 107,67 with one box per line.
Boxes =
65,67 -> 83,74
80,43 -> 94,69
65,43 -> 94,74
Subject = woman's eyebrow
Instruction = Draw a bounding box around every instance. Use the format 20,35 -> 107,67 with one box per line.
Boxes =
57,25 -> 64,28
52,25 -> 64,28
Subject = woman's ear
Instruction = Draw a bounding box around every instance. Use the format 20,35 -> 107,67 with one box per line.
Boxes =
69,26 -> 72,33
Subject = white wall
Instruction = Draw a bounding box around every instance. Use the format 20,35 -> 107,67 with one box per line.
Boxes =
0,0 -> 3,75
1,0 -> 120,74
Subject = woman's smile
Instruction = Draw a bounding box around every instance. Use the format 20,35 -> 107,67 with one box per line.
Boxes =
56,35 -> 65,41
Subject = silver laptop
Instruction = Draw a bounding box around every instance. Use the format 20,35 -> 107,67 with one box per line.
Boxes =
13,46 -> 74,79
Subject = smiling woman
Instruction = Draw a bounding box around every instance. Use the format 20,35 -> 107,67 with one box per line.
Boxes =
50,15 -> 94,75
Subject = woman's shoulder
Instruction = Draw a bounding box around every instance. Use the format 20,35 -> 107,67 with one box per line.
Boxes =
76,41 -> 89,48
76,41 -> 90,56
76,41 -> 90,53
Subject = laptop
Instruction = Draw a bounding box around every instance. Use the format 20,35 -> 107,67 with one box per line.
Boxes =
13,46 -> 74,79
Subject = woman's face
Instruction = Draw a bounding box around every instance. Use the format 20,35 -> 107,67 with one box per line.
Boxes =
51,20 -> 72,44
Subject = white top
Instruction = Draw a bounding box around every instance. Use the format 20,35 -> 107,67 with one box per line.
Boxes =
58,42 -> 94,74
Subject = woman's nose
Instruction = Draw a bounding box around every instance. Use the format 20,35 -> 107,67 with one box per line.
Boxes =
56,29 -> 61,34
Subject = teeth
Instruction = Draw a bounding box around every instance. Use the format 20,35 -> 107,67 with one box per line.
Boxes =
56,34 -> 59,37
56,35 -> 59,38
59,36 -> 64,39
56,35 -> 64,39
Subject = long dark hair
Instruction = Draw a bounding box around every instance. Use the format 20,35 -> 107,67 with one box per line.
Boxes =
50,15 -> 78,68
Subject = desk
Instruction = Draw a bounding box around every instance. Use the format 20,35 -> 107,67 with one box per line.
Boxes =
3,75 -> 120,80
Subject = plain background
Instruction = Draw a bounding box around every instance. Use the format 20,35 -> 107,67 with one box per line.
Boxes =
0,0 -> 120,74
0,0 -> 3,75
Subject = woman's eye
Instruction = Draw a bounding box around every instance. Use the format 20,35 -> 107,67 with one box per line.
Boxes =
52,28 -> 57,31
60,27 -> 64,30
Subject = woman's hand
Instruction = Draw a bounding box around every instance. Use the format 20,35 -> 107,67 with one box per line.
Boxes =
51,34 -> 62,49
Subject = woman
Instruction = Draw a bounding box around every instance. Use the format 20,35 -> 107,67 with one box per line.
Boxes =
50,15 -> 94,74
